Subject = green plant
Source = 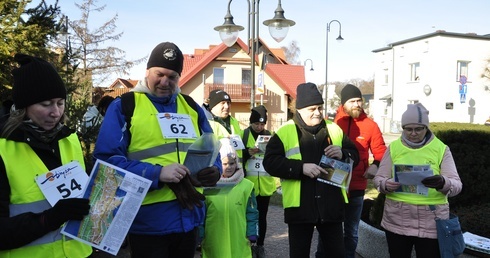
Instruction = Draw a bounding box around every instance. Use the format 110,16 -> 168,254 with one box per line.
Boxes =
435,129 -> 490,208
456,203 -> 490,238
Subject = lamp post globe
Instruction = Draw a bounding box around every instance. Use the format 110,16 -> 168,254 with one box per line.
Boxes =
215,0 -> 295,109
214,3 -> 244,47
263,1 -> 295,43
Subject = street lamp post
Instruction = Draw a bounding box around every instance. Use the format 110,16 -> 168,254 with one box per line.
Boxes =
324,20 -> 343,113
214,0 -> 295,109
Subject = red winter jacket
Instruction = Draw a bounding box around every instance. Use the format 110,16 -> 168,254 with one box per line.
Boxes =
334,106 -> 387,193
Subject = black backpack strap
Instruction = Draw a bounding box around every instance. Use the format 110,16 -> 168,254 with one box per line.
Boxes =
120,92 -> 135,141
243,128 -> 250,148
181,94 -> 199,113
182,94 -> 205,134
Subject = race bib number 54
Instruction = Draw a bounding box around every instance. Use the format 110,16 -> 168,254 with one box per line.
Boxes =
35,161 -> 89,206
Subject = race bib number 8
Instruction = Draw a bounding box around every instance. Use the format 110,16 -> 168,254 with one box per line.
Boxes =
246,157 -> 265,172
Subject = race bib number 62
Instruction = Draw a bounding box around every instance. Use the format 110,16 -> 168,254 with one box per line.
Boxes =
157,113 -> 197,139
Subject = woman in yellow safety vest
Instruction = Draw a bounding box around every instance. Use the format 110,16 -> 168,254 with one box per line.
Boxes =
374,103 -> 462,258
0,54 -> 92,257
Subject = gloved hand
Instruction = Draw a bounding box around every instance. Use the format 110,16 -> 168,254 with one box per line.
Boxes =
42,198 -> 90,231
248,235 -> 258,243
196,166 -> 220,187
421,175 -> 445,189
168,175 -> 205,210
188,173 -> 203,187
363,164 -> 378,179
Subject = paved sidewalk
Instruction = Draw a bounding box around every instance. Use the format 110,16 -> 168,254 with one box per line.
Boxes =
90,204 -> 315,258
91,203 -> 363,258
253,204 -> 319,258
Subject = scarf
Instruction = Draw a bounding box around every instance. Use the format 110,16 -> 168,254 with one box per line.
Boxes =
293,111 -> 326,135
218,168 -> 244,186
401,130 -> 432,148
22,120 -> 64,143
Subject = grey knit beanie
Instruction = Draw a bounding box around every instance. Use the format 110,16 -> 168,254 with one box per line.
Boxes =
401,103 -> 429,127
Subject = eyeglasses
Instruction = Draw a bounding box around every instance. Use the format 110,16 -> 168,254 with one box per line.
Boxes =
402,126 -> 427,134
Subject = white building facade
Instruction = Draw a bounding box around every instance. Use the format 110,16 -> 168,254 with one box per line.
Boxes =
371,31 -> 490,133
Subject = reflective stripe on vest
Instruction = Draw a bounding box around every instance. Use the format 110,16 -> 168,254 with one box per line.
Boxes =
127,93 -> 202,205
387,137 -> 448,205
247,170 -> 271,177
0,134 -> 92,257
275,120 -> 346,208
128,141 -> 192,161
10,200 -> 64,247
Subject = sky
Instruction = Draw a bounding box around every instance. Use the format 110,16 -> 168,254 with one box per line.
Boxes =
51,0 -> 490,87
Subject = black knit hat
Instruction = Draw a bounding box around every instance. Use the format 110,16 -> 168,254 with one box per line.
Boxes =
12,54 -> 66,109
147,42 -> 184,75
250,105 -> 267,123
341,84 -> 362,105
295,82 -> 324,109
208,89 -> 231,109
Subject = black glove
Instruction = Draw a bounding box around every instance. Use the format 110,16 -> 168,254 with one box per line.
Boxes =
42,198 -> 90,231
188,173 -> 203,187
168,175 -> 205,210
421,175 -> 445,189
196,166 -> 220,187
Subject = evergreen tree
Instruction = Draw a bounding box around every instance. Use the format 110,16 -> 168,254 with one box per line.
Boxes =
0,0 -> 64,103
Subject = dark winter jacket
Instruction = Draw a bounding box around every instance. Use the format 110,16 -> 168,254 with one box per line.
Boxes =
263,115 -> 359,224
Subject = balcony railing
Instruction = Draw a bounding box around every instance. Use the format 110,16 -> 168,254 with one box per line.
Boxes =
204,83 -> 267,103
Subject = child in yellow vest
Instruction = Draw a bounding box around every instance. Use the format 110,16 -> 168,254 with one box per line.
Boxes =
200,140 -> 259,258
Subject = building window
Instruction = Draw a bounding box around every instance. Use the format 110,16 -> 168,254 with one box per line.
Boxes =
242,69 -> 251,85
410,62 -> 420,81
457,61 -> 470,82
213,68 -> 224,85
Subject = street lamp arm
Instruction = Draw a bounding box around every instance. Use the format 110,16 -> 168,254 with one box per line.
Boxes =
327,20 -> 344,40
327,20 -> 342,32
304,59 -> 314,71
